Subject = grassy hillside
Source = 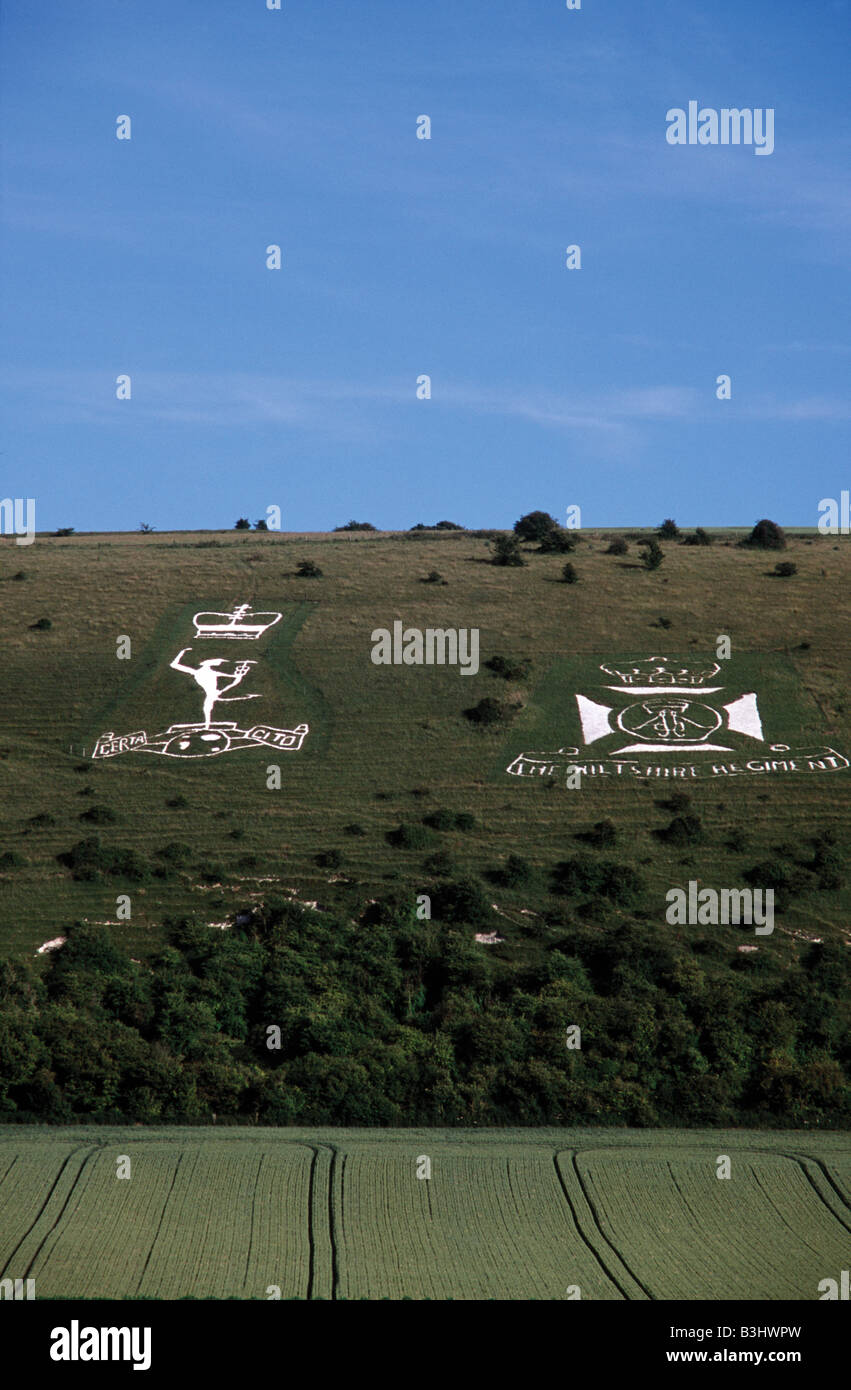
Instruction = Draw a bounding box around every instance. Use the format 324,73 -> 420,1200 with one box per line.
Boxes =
1,526 -> 849,1129
1,525 -> 849,958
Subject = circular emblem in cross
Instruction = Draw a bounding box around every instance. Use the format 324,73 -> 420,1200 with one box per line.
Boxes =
616,697 -> 722,743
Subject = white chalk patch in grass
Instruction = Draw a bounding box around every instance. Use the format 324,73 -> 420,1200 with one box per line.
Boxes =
37,937 -> 67,954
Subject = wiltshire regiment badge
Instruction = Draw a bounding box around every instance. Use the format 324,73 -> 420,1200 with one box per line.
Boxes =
506,654 -> 849,781
92,604 -> 309,762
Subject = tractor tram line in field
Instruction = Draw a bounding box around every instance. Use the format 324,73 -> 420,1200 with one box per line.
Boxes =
550,1151 -> 637,1299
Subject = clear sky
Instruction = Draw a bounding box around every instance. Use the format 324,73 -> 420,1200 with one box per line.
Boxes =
1,0 -> 849,533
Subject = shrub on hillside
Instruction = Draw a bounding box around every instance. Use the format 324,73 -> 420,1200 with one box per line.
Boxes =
156,842 -> 193,865
513,511 -> 560,542
491,534 -> 525,567
296,559 -> 323,577
234,518 -> 251,530
658,519 -> 680,539
423,809 -> 477,832
431,876 -> 492,923
492,854 -> 533,888
551,854 -> 644,908
774,561 -> 797,577
386,823 -> 434,850
683,527 -> 714,546
334,520 -> 377,531
640,539 -> 664,570
561,562 -> 579,584
485,654 -> 532,681
657,814 -> 703,846
744,519 -> 786,550
588,819 -> 617,848
464,697 -> 515,726
79,805 -> 117,825
606,538 -> 628,555
57,837 -> 149,883
537,527 -> 577,554
423,850 -> 457,877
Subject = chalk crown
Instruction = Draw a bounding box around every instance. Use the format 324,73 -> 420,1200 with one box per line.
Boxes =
599,656 -> 720,687
192,604 -> 282,641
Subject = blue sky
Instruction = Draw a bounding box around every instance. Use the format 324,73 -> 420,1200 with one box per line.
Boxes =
1,0 -> 849,532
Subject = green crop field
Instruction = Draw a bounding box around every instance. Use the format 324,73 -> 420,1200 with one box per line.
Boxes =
0,1127 -> 848,1300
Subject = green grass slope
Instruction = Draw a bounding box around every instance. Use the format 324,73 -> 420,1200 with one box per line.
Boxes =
1,526 -> 849,957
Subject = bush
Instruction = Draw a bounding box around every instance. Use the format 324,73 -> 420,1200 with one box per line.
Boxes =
12,571 -> 26,581
561,562 -> 579,584
744,519 -> 786,550
485,654 -> 532,681
0,851 -> 26,869
491,534 -> 525,567
588,819 -> 617,848
514,511 -> 560,542
431,876 -> 492,923
551,854 -> 644,908
657,814 -> 703,846
80,804 -> 117,825
537,527 -> 577,554
54,527 -> 75,536
316,849 -> 344,870
422,809 -> 477,832
422,570 -> 444,584
683,527 -> 713,546
640,540 -> 664,570
234,518 -> 251,530
156,842 -> 193,865
31,617 -> 52,630
28,812 -> 56,828
434,520 -> 464,530
464,697 -> 514,726
606,538 -> 628,555
254,519 -> 268,531
334,521 -> 377,532
658,519 -> 680,539
774,561 -> 797,577
57,837 -> 150,883
166,795 -> 189,809
812,841 -> 844,891
423,850 -> 456,877
344,822 -> 366,836
296,559 -> 323,577
386,823 -> 433,850
494,854 -> 533,888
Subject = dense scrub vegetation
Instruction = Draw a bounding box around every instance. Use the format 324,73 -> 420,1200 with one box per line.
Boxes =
1,887 -> 847,1128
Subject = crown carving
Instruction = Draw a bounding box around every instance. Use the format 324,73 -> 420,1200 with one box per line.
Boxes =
192,604 -> 282,641
599,656 -> 720,687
